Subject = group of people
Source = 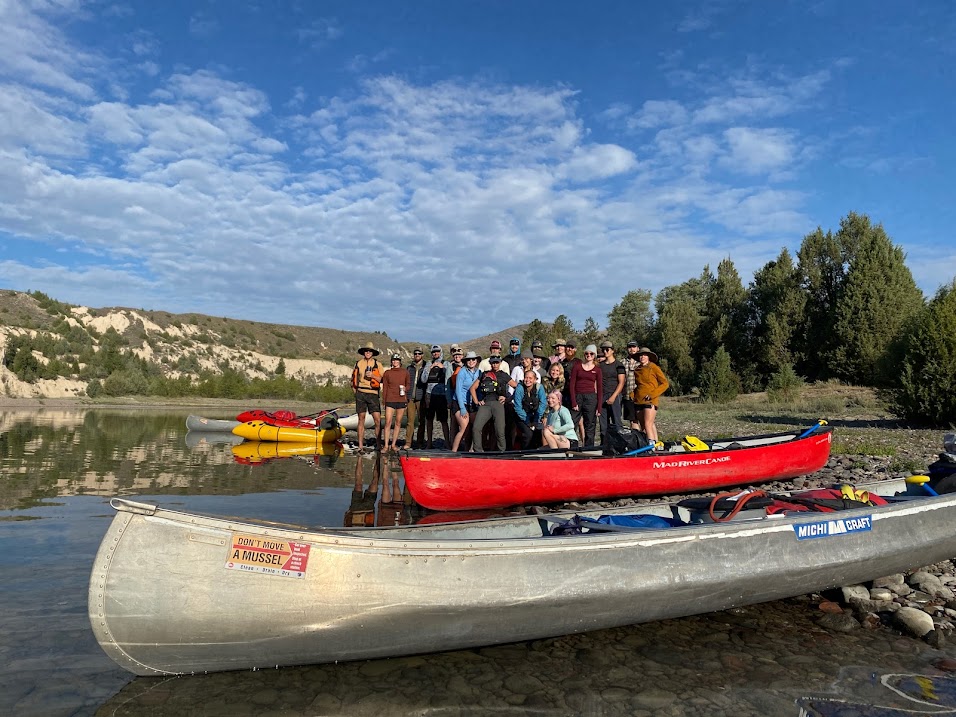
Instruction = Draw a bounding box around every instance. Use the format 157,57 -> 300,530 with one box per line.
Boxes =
350,336 -> 669,453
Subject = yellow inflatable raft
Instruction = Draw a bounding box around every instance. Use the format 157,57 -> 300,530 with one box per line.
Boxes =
232,420 -> 346,444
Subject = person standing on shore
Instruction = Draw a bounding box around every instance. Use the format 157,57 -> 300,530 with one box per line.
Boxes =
598,340 -> 626,447
405,348 -> 426,449
452,351 -> 482,452
632,347 -> 669,446
569,344 -> 602,447
469,355 -> 516,452
380,353 -> 410,452
351,342 -> 383,452
419,345 -> 452,449
621,340 -> 641,429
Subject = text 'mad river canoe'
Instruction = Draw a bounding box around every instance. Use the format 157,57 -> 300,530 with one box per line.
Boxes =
399,423 -> 833,510
89,474 -> 954,676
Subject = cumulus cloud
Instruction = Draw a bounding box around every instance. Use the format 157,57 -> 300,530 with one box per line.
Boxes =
4,2 -> 921,340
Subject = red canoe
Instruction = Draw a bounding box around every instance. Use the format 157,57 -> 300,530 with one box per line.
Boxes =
399,424 -> 833,511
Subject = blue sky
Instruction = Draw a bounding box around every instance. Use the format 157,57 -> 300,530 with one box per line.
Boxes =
1,0 -> 953,342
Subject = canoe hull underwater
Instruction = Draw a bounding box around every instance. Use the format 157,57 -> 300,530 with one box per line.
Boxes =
401,425 -> 833,510
89,478 -> 956,676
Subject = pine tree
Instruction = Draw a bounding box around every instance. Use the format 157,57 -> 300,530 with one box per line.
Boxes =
606,289 -> 654,351
893,279 -> 956,425
522,319 -> 550,350
656,295 -> 700,396
831,217 -> 924,386
697,346 -> 740,403
695,258 -> 747,368
796,226 -> 846,380
740,248 -> 806,388
579,317 -> 601,347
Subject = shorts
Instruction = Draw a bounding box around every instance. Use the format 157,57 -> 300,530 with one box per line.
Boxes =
355,391 -> 381,415
424,394 -> 448,420
385,401 -> 407,410
635,403 -> 657,411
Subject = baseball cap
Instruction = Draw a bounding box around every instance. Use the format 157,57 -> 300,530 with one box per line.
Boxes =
510,337 -> 520,345
430,344 -> 441,352
552,338 -> 567,348
489,339 -> 501,349
531,340 -> 543,348
566,340 -> 577,349
627,340 -> 638,348
489,356 -> 502,363
390,353 -> 401,361
450,343 -> 462,352
600,340 -> 613,349
413,348 -> 423,354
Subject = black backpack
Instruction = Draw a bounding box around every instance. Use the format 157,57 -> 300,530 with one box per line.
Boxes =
605,424 -> 650,455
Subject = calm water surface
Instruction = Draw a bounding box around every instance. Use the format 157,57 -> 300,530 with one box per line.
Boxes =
1,407 -> 954,717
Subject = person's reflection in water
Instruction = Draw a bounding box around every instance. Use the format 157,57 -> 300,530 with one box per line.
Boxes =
377,458 -> 411,526
343,454 -> 380,527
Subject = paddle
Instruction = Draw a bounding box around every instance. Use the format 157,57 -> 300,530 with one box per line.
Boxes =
622,443 -> 656,457
797,419 -> 828,439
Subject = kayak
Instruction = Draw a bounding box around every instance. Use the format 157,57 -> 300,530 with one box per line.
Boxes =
231,441 -> 343,463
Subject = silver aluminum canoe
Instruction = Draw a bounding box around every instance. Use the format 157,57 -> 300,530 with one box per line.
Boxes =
89,479 -> 956,676
185,415 -> 241,432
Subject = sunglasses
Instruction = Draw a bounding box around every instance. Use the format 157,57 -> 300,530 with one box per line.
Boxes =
602,347 -> 613,351
414,352 -> 423,355
584,352 -> 595,357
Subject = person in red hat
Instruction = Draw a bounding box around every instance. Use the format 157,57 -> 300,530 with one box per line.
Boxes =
479,339 -> 509,372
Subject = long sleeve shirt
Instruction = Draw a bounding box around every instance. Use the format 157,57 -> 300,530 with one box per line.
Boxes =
569,362 -> 602,401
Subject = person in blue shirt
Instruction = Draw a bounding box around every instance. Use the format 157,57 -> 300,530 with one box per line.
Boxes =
451,351 -> 483,452
513,369 -> 547,449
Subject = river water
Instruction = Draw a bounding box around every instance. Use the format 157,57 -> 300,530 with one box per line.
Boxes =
1,407 -> 955,717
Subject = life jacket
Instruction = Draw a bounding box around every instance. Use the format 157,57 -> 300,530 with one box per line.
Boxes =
352,359 -> 381,391
480,370 -> 501,397
521,384 -> 541,418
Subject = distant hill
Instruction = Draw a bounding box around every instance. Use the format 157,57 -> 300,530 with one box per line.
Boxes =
0,290 -> 542,399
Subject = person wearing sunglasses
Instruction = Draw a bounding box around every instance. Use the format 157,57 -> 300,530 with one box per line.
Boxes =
405,348 -> 427,449
597,341 -> 626,448
569,344 -> 603,447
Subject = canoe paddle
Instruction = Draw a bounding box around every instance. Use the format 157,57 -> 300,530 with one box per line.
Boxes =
623,443 -> 656,456
797,419 -> 828,439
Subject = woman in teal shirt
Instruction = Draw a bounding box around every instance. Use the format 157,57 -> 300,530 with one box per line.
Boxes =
541,390 -> 579,449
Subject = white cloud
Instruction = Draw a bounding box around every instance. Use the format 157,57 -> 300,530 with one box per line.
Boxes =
721,127 -> 795,175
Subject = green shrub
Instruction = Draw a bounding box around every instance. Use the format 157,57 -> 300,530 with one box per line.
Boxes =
697,346 -> 740,404
767,364 -> 804,403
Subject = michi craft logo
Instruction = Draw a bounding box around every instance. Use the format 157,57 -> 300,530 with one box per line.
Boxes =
653,456 -> 732,468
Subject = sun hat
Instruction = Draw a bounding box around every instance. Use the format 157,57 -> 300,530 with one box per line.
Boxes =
520,349 -> 533,359
599,340 -> 614,349
430,344 -> 442,352
489,339 -> 501,349
463,350 -> 481,360
636,347 -> 659,363
552,338 -> 567,348
357,341 -> 380,356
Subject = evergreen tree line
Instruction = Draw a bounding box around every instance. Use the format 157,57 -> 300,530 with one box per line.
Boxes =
521,212 -> 956,426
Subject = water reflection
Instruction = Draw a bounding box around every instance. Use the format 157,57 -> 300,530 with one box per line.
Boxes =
3,408 -> 956,717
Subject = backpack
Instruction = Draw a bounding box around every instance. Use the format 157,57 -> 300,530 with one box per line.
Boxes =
605,425 -> 650,455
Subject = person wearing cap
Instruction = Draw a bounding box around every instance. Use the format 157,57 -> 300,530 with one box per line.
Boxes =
513,367 -> 547,449
597,340 -> 626,448
447,346 -> 465,445
405,348 -> 427,449
452,350 -> 482,451
549,338 -> 568,368
478,340 -> 509,373
418,345 -> 452,449
380,353 -> 411,452
622,341 -> 641,429
632,347 -> 669,446
505,337 -> 522,366
469,355 -> 517,452
351,342 -> 383,452
569,344 -> 603,447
